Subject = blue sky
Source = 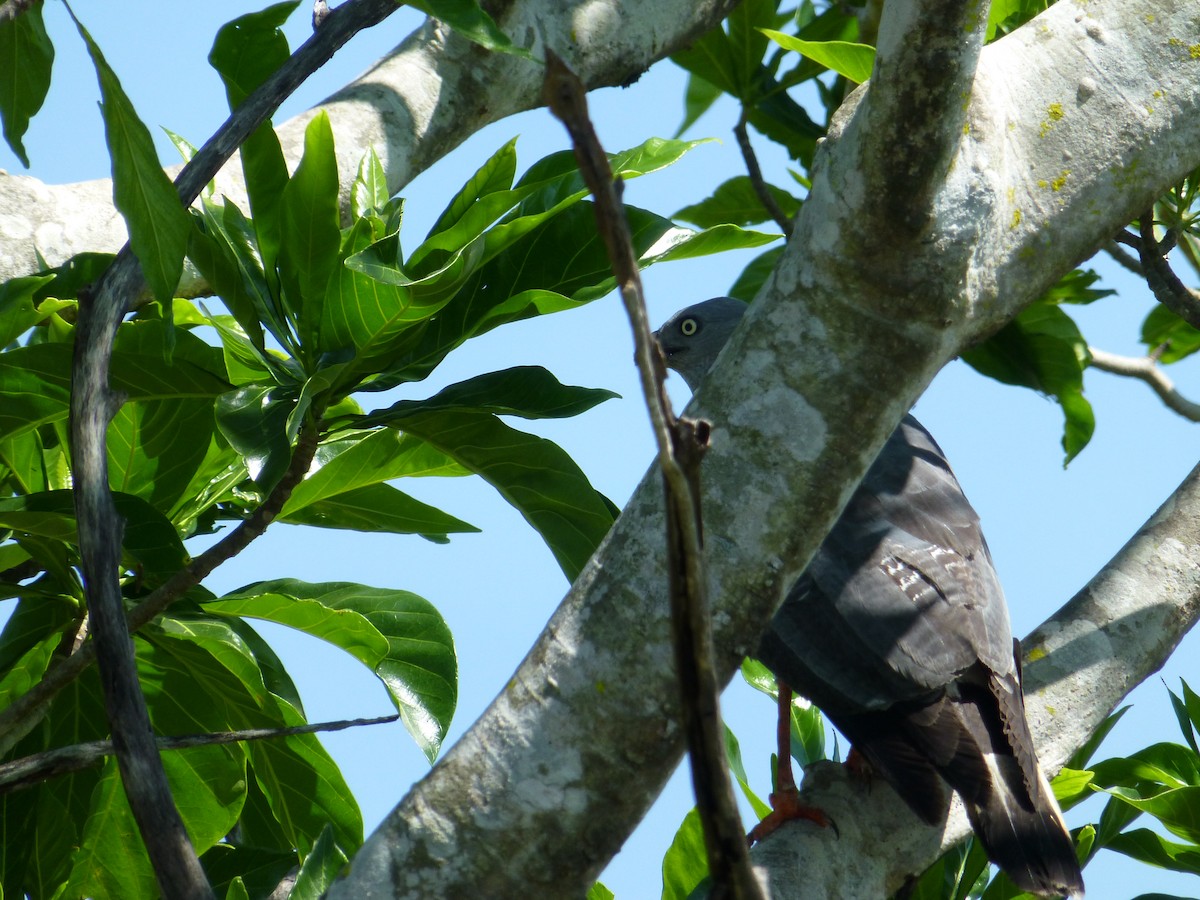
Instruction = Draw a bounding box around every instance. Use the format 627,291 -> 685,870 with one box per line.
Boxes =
3,3 -> 1200,897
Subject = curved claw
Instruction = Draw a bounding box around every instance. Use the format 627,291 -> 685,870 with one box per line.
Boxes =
746,788 -> 837,846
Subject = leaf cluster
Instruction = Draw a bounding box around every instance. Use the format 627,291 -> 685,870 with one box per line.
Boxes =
0,3 -> 773,899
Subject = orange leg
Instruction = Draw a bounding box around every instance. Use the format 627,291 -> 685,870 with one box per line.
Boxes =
747,681 -> 832,845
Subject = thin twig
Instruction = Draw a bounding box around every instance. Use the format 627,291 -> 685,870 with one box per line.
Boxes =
1138,210 -> 1200,329
544,50 -> 763,900
0,713 -> 399,794
1103,238 -> 1143,275
49,3 -> 399,896
1088,347 -> 1200,422
734,112 -> 793,237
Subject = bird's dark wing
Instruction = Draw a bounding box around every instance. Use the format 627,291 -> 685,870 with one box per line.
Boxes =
759,415 -> 1015,716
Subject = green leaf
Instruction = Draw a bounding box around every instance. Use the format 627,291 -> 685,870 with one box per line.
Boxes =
407,0 -> 533,58
0,274 -> 58,346
376,409 -> 615,581
761,31 -> 876,83
65,747 -> 244,900
1051,767 -> 1095,810
588,882 -> 617,900
214,383 -> 300,489
906,838 -> 991,900
1105,828 -> 1200,876
0,0 -> 54,168
360,366 -> 618,425
290,824 -> 347,900
1141,304 -> 1200,364
281,428 -> 467,515
68,9 -> 189,302
661,808 -> 709,900
0,630 -> 61,709
0,490 -> 186,576
200,843 -> 298,900
280,482 -> 478,539
670,0 -> 775,101
1096,784 -> 1200,844
212,579 -> 458,761
208,1 -> 298,107
280,111 -> 341,352
422,136 -> 519,247
729,247 -> 783,301
675,176 -> 802,228
226,876 -> 251,900
962,301 -> 1093,464
351,147 -> 390,219
725,725 -> 771,818
144,620 -> 362,855
641,222 -> 780,265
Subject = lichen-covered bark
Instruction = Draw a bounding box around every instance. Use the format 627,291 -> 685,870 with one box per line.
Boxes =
325,0 -> 1200,897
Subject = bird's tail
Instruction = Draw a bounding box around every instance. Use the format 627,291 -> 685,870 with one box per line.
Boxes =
952,672 -> 1084,898
961,751 -> 1084,898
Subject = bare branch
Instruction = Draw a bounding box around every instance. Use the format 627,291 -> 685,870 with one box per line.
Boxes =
1138,211 -> 1200,328
1103,237 -> 1144,275
1087,347 -> 1200,422
734,112 -> 793,237
0,714 -> 399,794
543,51 -> 761,900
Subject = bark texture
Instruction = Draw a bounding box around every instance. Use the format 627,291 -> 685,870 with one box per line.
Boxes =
325,0 -> 1200,896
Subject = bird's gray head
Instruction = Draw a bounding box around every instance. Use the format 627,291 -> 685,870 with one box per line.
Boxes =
653,297 -> 748,391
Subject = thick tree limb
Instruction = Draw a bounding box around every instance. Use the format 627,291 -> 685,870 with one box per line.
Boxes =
1088,347 -> 1200,422
0,0 -> 739,287
323,1 -> 1200,896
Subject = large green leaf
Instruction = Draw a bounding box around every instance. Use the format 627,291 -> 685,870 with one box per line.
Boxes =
761,31 -> 876,83
279,112 -> 341,353
214,382 -> 300,489
1095,785 -> 1200,845
0,274 -> 57,346
962,300 -> 1094,464
386,409 -> 615,581
144,618 -> 362,856
0,339 -> 231,441
68,10 -> 189,303
282,429 -> 468,519
208,1 -> 298,106
209,2 -> 298,289
0,490 -> 186,576
408,0 -> 532,58
360,366 -> 618,426
280,482 -> 478,540
350,147 -> 390,220
670,0 -> 775,100
65,747 -> 246,900
0,0 -> 53,168
661,808 -> 709,900
210,579 -> 457,761
675,175 -> 802,228
200,843 -> 298,900
290,824 -> 347,900
1105,828 -> 1200,876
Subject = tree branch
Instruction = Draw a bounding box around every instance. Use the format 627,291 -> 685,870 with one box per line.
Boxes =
1138,211 -> 1200,329
544,51 -> 760,900
734,112 -> 793,237
0,713 -> 399,794
0,0 -> 740,286
57,5 -> 397,895
1087,346 -> 1200,422
322,1 -> 1200,896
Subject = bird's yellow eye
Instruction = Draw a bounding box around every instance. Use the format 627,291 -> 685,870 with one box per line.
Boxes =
680,318 -> 698,336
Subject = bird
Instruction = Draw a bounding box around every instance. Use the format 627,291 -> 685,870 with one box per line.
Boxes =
653,297 -> 1084,898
